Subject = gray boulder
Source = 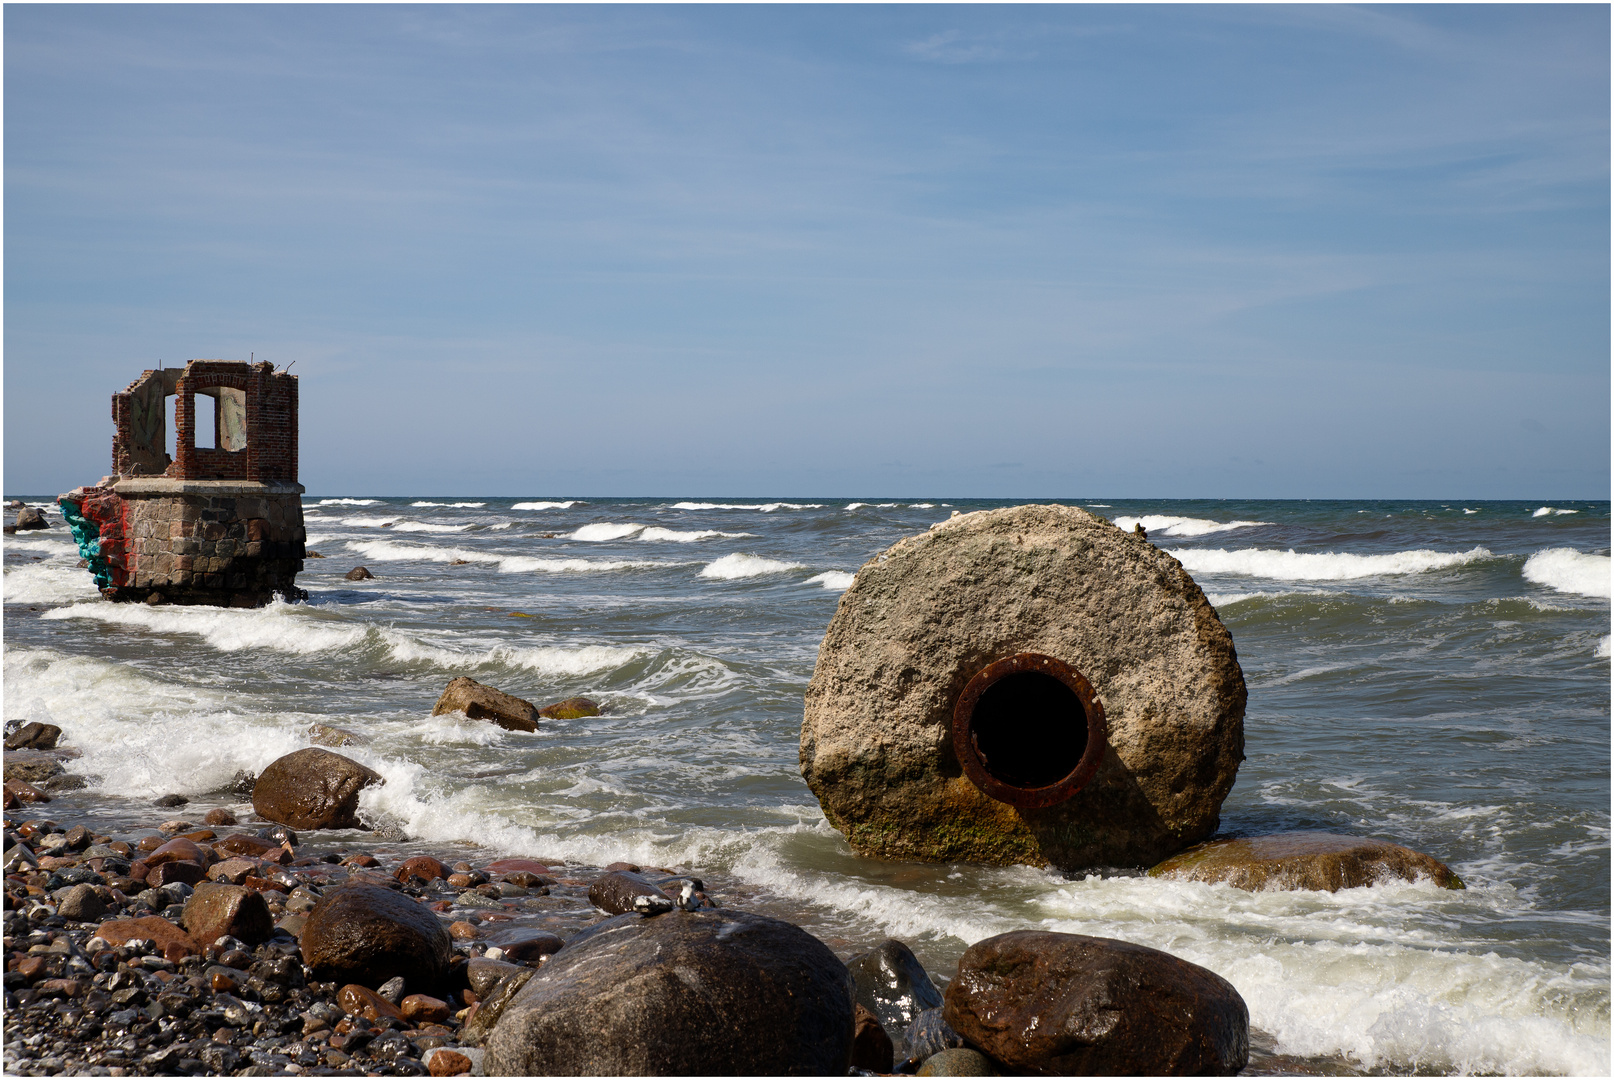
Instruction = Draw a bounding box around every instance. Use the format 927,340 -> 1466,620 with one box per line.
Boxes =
800,503 -> 1246,870
14,507 -> 48,530
484,908 -> 855,1075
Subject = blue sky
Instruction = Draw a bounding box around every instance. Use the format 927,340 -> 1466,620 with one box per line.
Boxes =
5,5 -> 1608,498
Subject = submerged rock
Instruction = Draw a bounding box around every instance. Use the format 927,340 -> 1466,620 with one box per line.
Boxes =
308,723 -> 365,747
484,908 -> 855,1076
252,747 -> 382,831
14,506 -> 49,530
801,503 -> 1246,870
432,676 -> 540,733
944,930 -> 1248,1076
537,696 -> 601,719
300,882 -> 453,990
345,566 -> 375,581
1148,831 -> 1465,891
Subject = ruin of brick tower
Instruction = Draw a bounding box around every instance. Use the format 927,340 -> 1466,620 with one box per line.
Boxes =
58,360 -> 308,607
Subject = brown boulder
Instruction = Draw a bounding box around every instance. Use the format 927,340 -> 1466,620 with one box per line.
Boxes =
537,696 -> 601,720
852,1003 -> 895,1074
395,856 -> 450,884
308,723 -> 364,747
338,983 -> 406,1023
94,916 -> 199,958
432,677 -> 539,733
4,722 -> 62,750
300,883 -> 453,990
944,930 -> 1247,1076
182,882 -> 273,946
401,993 -> 453,1025
203,807 -> 238,827
1148,831 -> 1465,892
214,833 -> 291,861
146,837 -> 213,868
147,861 -> 205,888
4,750 -> 64,784
252,748 -> 383,831
800,504 -> 1245,871
345,566 -> 375,581
484,858 -> 551,877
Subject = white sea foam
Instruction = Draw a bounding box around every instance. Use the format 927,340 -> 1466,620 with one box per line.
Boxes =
42,600 -> 369,654
804,571 -> 855,591
3,563 -> 102,606
671,502 -> 825,512
698,553 -> 807,579
1169,546 -> 1494,581
338,516 -> 400,527
1114,515 -> 1273,537
640,527 -> 750,542
1463,508 -> 1479,514
1597,636 -> 1611,659
345,539 -> 670,574
1087,504 -> 1111,507
1521,548 -> 1611,599
3,536 -> 78,555
316,498 -> 381,506
391,522 -> 472,533
410,501 -> 486,508
570,522 -> 646,542
844,503 -> 898,510
511,501 -> 580,510
1532,506 -> 1580,517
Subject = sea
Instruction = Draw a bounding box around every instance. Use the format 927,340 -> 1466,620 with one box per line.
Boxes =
3,496 -> 1609,1075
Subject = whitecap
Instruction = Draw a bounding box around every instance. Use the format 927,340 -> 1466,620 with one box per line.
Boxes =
569,523 -> 646,542
639,527 -> 752,542
699,553 -> 808,579
511,501 -> 580,510
345,539 -> 671,574
1532,507 -> 1580,517
390,522 -> 473,534
1597,636 -> 1611,659
671,502 -> 826,512
1168,546 -> 1494,581
1114,515 -> 1273,537
41,600 -> 368,654
1463,508 -> 1479,514
316,498 -> 381,506
3,564 -> 101,606
410,501 -> 486,508
1521,548 -> 1611,599
804,571 -> 855,591
3,536 -> 78,555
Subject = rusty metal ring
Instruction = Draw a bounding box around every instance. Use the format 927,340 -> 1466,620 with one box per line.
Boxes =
951,652 -> 1107,809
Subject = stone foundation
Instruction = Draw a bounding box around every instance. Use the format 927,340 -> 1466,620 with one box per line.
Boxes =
60,479 -> 306,607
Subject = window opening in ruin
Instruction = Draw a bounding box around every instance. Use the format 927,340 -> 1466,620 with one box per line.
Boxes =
967,671 -> 1088,790
194,392 -> 217,449
166,394 -> 179,461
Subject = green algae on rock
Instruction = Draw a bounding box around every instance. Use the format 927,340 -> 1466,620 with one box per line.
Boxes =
1147,831 -> 1466,892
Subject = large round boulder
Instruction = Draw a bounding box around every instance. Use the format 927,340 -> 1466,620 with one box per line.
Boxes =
801,504 -> 1245,870
300,883 -> 452,990
944,930 -> 1248,1076
252,747 -> 382,831
484,908 -> 856,1076
1148,831 -> 1465,891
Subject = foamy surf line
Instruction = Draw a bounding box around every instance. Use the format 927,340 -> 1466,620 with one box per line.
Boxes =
1521,548 -> 1611,599
1114,514 -> 1272,537
671,502 -> 826,512
699,553 -> 807,579
1170,546 -> 1494,581
345,539 -> 678,574
568,523 -> 753,542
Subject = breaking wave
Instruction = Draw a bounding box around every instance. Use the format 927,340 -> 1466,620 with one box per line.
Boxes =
1521,548 -> 1611,599
345,539 -> 672,574
511,501 -> 581,510
1533,507 -> 1580,517
1169,547 -> 1495,581
672,502 -> 825,512
1114,515 -> 1272,537
315,498 -> 381,506
411,501 -> 486,508
804,571 -> 855,591
699,553 -> 808,579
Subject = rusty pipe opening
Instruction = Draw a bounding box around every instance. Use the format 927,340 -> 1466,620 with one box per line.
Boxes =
952,653 -> 1107,809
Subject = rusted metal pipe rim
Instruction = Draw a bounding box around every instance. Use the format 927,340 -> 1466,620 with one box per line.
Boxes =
952,653 -> 1107,809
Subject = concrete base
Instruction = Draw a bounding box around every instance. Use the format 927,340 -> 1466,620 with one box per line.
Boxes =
60,479 -> 307,607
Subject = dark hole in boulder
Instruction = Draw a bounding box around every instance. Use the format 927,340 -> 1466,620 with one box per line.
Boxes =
968,671 -> 1087,790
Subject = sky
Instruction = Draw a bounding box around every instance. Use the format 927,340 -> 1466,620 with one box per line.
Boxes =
5,4 -> 1608,499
